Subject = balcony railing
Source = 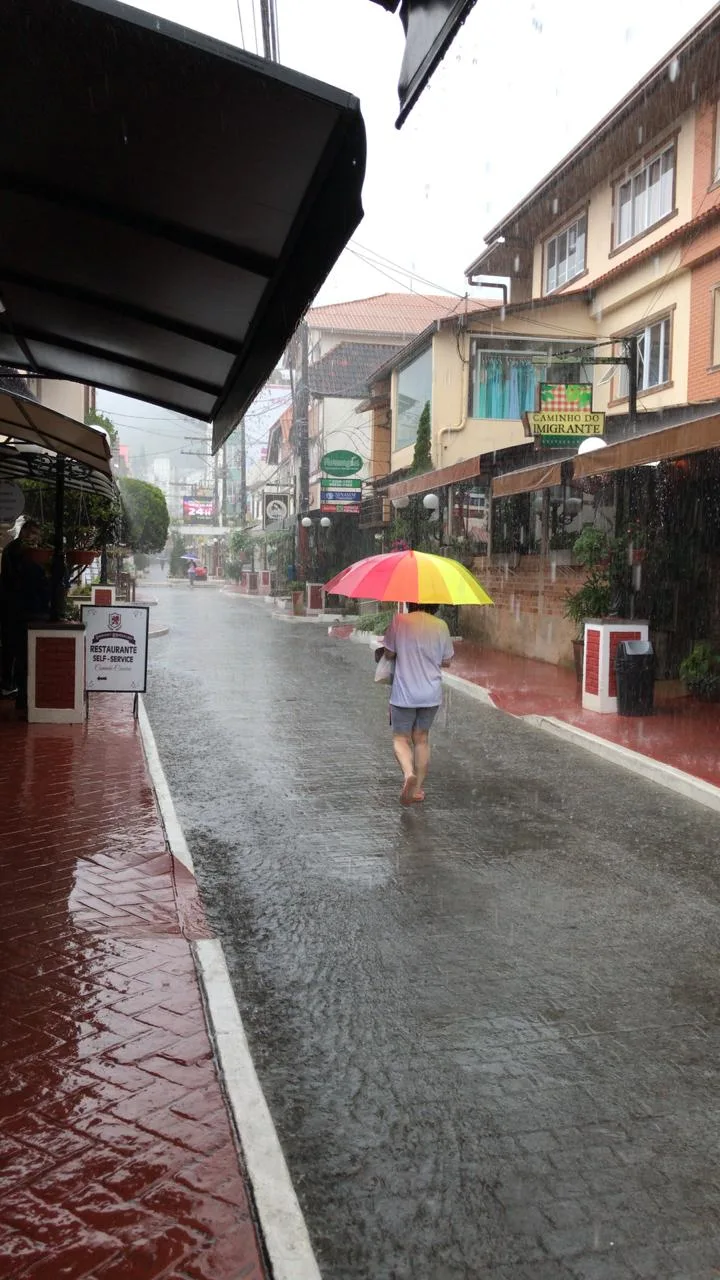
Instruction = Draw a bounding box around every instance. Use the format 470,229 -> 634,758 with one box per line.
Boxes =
359,493 -> 391,529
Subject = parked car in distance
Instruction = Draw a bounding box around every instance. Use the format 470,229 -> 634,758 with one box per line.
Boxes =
194,565 -> 208,582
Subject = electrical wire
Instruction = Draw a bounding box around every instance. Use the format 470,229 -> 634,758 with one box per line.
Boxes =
234,0 -> 245,49
348,240 -> 466,299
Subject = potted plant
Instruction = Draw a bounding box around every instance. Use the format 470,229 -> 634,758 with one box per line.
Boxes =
679,642 -> 720,701
565,528 -> 613,680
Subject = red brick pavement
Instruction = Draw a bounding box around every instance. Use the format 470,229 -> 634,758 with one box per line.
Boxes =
0,695 -> 269,1280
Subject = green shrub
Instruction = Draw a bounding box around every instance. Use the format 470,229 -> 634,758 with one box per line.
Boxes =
354,608 -> 396,634
679,642 -> 720,701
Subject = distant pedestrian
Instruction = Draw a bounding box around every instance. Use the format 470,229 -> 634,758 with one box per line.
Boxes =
381,603 -> 454,805
187,562 -> 196,587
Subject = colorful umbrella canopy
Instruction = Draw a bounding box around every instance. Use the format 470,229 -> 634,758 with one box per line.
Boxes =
325,549 -> 493,606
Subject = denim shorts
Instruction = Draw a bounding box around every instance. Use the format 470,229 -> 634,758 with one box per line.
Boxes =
389,704 -> 439,735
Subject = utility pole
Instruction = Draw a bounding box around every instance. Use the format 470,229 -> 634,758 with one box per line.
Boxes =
259,0 -> 280,60
221,442 -> 227,526
238,417 -> 246,526
293,322 -> 310,578
626,335 -> 638,433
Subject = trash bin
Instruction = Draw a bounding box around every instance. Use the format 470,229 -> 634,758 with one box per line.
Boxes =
615,640 -> 655,716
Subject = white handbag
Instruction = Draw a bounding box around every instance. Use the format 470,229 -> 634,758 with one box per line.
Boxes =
374,652 -> 395,685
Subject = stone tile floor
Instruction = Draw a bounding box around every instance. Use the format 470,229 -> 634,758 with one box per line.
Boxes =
0,695 -> 268,1280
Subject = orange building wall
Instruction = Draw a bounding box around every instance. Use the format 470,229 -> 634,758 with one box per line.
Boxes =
688,256 -> 720,401
688,99 -> 720,401
692,100 -> 720,217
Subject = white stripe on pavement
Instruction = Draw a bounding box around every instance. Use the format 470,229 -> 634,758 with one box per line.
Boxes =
137,695 -> 322,1280
195,938 -> 323,1280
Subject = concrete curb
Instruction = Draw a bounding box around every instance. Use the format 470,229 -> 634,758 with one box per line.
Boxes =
137,697 -> 322,1280
524,713 -> 720,813
149,625 -> 169,639
441,670 -> 720,813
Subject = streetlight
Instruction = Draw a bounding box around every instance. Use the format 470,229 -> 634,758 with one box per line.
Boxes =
300,514 -> 332,580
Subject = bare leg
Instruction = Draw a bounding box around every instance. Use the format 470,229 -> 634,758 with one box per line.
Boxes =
411,729 -> 430,797
393,733 -> 417,803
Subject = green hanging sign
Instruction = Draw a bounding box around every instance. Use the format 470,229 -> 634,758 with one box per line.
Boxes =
320,449 -> 363,477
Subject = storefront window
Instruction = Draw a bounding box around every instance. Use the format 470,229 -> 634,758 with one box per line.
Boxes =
395,346 -> 432,450
469,338 -> 592,420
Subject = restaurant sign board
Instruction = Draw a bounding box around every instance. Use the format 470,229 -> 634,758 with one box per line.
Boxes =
81,605 -> 150,692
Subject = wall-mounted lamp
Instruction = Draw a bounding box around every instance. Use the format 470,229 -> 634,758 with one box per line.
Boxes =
391,495 -> 410,510
422,492 -> 439,511
577,437 -> 608,456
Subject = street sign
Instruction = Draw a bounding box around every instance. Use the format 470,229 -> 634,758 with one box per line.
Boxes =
81,605 -> 150,693
321,503 -> 361,514
320,450 -> 363,477
525,411 -> 605,439
320,477 -> 361,488
321,490 -> 364,503
263,492 -> 291,527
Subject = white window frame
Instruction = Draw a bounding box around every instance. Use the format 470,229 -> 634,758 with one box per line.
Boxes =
615,144 -> 675,247
617,316 -> 671,398
545,212 -> 587,294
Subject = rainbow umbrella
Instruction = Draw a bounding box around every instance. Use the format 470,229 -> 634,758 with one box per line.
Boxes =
324,549 -> 492,606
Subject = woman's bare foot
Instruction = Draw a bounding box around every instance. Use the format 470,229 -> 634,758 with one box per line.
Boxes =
411,790 -> 425,803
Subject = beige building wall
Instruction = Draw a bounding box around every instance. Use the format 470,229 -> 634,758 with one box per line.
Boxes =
389,301 -> 597,472
531,108 -> 696,298
593,269 -> 691,414
38,380 -> 90,421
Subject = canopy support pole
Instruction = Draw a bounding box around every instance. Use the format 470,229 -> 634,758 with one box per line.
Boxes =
50,455 -> 66,621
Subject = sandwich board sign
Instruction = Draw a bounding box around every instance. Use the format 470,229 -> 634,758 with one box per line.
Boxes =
81,604 -> 150,692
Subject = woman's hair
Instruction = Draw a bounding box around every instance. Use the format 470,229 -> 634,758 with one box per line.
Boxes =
408,602 -> 439,614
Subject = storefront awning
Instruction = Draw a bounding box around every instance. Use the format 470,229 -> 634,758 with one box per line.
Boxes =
492,461 -> 563,498
0,392 -> 112,476
387,453 -> 486,500
0,442 -> 117,501
1,0 -> 366,453
573,413 -> 720,479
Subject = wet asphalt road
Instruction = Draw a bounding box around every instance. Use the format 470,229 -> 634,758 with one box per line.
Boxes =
145,586 -> 720,1280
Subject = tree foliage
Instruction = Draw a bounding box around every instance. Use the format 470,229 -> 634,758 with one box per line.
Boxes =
228,528 -> 254,561
118,478 -> 169,553
85,408 -> 119,448
168,530 -> 186,577
411,401 -> 432,475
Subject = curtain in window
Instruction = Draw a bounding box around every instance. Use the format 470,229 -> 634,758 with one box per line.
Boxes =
474,355 -> 537,419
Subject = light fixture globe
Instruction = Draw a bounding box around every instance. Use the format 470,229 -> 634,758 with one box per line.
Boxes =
319,516 -> 331,528
301,516 -> 312,528
391,495 -> 410,510
577,437 -> 608,455
422,492 -> 439,511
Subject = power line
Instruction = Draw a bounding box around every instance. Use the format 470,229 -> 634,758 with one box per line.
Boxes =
348,239 -> 465,298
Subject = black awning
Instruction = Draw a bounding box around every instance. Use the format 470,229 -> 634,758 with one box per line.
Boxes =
0,0 -> 366,451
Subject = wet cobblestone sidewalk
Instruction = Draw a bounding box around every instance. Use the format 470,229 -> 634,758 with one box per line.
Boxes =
0,697 -> 268,1280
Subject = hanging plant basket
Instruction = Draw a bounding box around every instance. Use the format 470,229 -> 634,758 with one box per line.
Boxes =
26,547 -> 53,565
68,549 -> 100,567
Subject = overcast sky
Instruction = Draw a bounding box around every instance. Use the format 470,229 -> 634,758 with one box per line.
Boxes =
102,0 -> 714,456
119,0 -> 714,305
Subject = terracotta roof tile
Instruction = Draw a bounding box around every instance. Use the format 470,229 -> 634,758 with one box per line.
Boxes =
307,292 -> 490,336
